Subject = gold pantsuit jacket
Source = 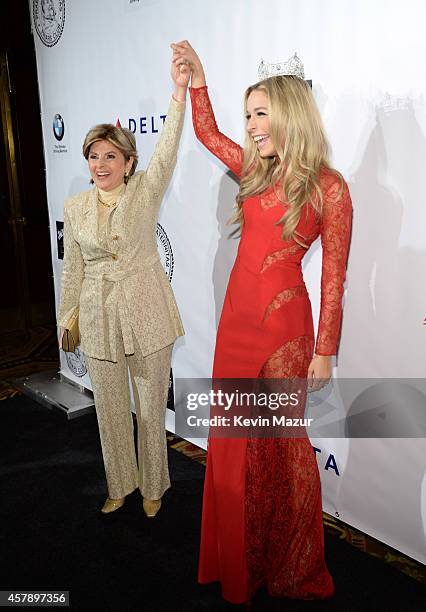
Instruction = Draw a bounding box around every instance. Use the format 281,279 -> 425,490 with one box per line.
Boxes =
58,98 -> 185,362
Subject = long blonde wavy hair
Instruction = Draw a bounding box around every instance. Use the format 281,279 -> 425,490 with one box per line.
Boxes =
235,75 -> 342,242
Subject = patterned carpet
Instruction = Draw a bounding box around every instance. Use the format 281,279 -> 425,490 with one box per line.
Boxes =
1,326 -> 424,585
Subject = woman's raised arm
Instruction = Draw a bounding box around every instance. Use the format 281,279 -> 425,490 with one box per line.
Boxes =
172,41 -> 243,177
144,52 -> 190,197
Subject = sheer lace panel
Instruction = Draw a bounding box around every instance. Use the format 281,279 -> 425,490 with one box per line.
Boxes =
315,176 -> 352,355
245,433 -> 333,599
190,87 -> 243,177
261,243 -> 302,273
245,334 -> 334,598
259,335 -> 314,378
260,190 -> 310,247
263,285 -> 307,322
259,188 -> 283,211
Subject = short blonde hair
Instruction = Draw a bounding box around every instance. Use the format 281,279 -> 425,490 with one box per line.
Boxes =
82,124 -> 138,182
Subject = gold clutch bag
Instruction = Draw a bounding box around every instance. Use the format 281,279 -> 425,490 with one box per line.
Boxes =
62,308 -> 80,353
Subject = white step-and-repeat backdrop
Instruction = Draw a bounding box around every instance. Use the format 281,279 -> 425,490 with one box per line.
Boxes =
31,0 -> 426,564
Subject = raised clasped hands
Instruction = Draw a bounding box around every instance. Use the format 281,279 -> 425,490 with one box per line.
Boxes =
307,354 -> 332,393
171,40 -> 206,88
170,41 -> 191,102
170,52 -> 190,89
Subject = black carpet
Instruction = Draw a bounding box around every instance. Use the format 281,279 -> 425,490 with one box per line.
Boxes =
0,395 -> 424,611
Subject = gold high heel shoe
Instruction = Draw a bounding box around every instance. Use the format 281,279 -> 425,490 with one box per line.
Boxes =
143,498 -> 162,518
101,497 -> 125,514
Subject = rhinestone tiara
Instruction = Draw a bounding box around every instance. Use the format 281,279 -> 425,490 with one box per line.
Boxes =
258,52 -> 305,81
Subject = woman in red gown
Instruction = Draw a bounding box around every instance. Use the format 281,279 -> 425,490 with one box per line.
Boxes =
172,41 -> 352,605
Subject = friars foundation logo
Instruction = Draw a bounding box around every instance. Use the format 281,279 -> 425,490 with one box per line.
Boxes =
53,113 -> 64,141
65,346 -> 87,378
33,0 -> 65,48
156,223 -> 174,281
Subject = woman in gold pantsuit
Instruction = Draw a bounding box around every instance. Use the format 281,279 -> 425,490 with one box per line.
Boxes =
58,54 -> 190,517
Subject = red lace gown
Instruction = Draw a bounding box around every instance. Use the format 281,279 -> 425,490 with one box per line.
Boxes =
190,86 -> 352,604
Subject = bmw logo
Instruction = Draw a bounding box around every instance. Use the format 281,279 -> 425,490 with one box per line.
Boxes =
53,113 -> 65,141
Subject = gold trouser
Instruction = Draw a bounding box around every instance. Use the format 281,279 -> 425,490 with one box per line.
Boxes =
86,333 -> 173,500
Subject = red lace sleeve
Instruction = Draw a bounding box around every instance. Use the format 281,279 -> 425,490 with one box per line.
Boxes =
190,86 -> 243,177
315,175 -> 353,356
